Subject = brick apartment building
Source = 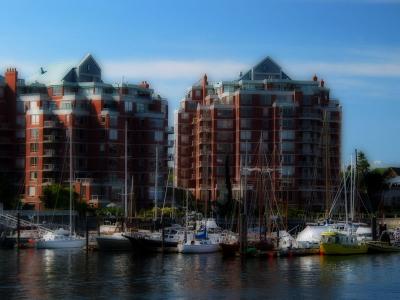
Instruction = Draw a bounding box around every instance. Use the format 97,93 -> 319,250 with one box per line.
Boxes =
175,57 -> 341,211
0,54 -> 170,210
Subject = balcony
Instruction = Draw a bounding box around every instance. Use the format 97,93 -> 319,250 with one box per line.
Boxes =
44,121 -> 56,128
43,135 -> 55,142
43,164 -> 56,171
43,149 -> 55,157
42,178 -> 55,185
165,126 -> 174,134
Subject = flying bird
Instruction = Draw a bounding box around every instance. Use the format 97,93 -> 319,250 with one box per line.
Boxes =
40,67 -> 47,75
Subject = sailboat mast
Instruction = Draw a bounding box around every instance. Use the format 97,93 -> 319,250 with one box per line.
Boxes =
124,120 -> 128,220
154,144 -> 158,221
344,165 -> 348,226
69,120 -> 73,236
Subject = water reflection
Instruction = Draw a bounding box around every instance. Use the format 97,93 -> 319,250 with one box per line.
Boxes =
1,250 -> 400,299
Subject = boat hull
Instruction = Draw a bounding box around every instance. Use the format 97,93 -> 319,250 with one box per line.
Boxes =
366,241 -> 400,253
178,243 -> 220,254
36,239 -> 85,249
96,235 -> 132,251
320,243 -> 368,255
124,234 -> 179,253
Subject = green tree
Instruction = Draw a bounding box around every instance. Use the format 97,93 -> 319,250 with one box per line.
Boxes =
41,184 -> 78,209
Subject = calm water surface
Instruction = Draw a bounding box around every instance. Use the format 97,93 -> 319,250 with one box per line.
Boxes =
1,249 -> 400,299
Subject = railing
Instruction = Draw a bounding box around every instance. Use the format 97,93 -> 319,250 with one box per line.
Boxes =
43,135 -> 55,142
0,211 -> 54,235
43,164 -> 55,171
43,149 -> 55,156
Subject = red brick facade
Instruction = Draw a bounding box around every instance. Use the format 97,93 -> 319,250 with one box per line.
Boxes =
175,57 -> 341,211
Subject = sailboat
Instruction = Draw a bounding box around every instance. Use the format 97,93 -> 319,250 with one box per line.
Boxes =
319,156 -> 368,255
178,190 -> 220,254
96,121 -> 132,250
36,123 -> 85,249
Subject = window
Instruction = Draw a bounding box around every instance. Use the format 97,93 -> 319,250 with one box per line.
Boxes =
30,171 -> 38,181
217,119 -> 233,129
31,115 -> 40,125
281,142 -> 294,152
240,107 -> 253,117
125,101 -> 133,112
28,186 -> 36,196
240,130 -> 251,140
217,109 -> 233,118
30,101 -> 38,110
30,143 -> 39,153
154,131 -> 164,142
31,128 -> 39,139
240,119 -> 251,129
240,142 -> 252,152
137,103 -> 145,113
281,119 -> 294,129
240,94 -> 252,105
216,132 -> 232,141
281,130 -> 295,140
110,116 -> 118,127
281,166 -> 294,177
61,101 -> 72,109
194,90 -> 201,97
30,157 -> 38,166
216,143 -> 233,152
109,129 -> 118,140
52,86 -> 62,96
260,95 -> 272,105
99,144 -> 105,152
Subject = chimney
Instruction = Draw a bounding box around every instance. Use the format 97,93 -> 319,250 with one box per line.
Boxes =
313,74 -> 318,82
5,68 -> 18,95
202,74 -> 208,104
320,79 -> 325,87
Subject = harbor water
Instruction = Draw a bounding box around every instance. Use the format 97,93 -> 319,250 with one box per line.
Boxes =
1,249 -> 400,299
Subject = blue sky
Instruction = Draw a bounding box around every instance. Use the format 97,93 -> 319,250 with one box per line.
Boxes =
1,0 -> 399,166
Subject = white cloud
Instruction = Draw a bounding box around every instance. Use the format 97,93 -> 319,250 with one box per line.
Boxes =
287,61 -> 400,78
102,59 -> 247,81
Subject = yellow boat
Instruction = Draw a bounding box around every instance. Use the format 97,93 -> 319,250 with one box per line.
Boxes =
320,231 -> 368,255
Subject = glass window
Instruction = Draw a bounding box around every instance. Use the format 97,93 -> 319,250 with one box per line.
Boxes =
125,101 -> 133,112
52,86 -> 62,96
240,119 -> 251,129
30,171 -> 38,180
30,143 -> 39,153
281,130 -> 295,140
137,103 -> 145,113
31,128 -> 39,139
154,131 -> 164,142
30,157 -> 38,166
216,109 -> 233,118
240,130 -> 251,140
28,186 -> 36,196
217,119 -> 233,129
110,116 -> 118,127
281,141 -> 294,152
31,115 -> 40,125
281,166 -> 294,177
109,129 -> 118,140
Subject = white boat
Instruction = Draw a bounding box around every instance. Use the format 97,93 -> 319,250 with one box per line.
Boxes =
36,126 -> 84,249
178,239 -> 220,254
36,231 -> 85,249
